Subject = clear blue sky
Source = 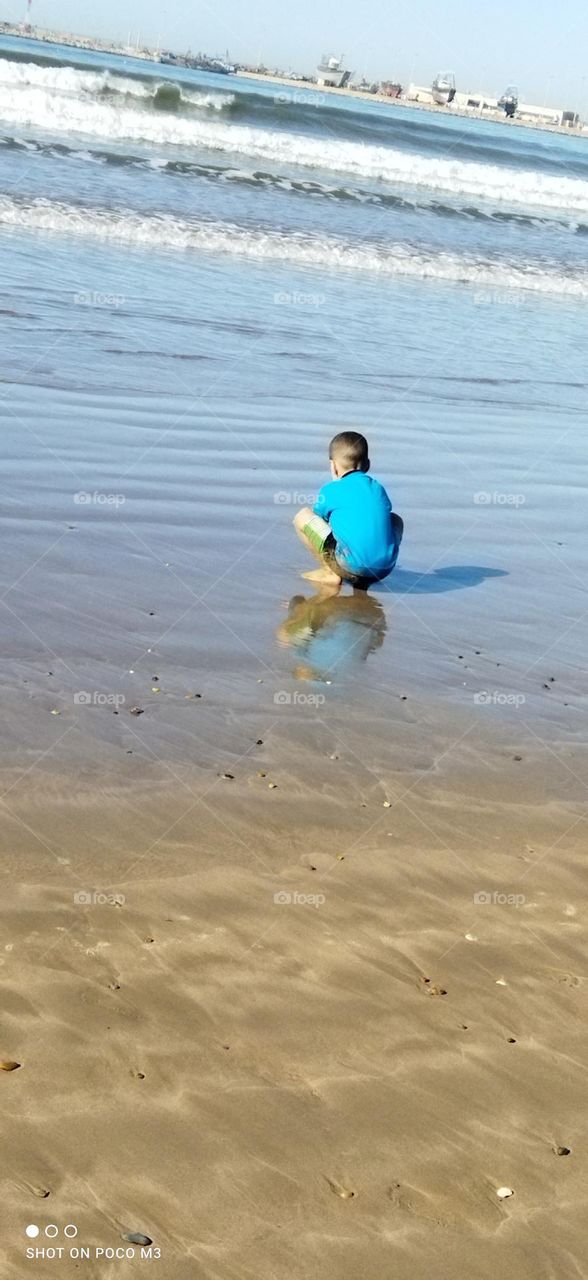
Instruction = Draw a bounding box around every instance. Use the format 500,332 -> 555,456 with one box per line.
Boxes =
4,0 -> 588,109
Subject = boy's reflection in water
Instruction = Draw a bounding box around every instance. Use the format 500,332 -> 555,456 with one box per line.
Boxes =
277,588 -> 387,683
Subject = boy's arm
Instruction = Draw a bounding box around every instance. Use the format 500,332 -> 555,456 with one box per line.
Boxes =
313,481 -> 335,521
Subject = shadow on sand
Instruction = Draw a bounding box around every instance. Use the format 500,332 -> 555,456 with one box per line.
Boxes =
376,565 -> 508,595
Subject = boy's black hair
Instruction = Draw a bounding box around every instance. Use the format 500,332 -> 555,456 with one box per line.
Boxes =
329,431 -> 370,473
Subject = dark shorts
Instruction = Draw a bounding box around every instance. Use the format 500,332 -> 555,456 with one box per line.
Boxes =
302,512 -> 404,588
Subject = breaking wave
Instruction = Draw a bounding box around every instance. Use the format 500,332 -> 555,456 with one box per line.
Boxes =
0,56 -> 586,215
0,193 -> 586,296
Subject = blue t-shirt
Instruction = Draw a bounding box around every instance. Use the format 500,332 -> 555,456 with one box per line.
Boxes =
313,471 -> 397,575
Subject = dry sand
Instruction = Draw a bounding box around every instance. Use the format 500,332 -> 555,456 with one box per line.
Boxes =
1,688 -> 587,1279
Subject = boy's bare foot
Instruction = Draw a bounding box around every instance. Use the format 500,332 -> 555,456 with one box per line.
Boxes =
301,567 -> 342,586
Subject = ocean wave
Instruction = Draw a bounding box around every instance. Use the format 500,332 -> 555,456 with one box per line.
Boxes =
0,129 -> 582,233
0,57 -> 233,112
0,194 -> 586,296
0,59 -> 586,215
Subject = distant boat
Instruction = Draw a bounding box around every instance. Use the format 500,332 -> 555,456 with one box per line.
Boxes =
317,54 -> 352,88
498,86 -> 518,118
432,72 -> 456,105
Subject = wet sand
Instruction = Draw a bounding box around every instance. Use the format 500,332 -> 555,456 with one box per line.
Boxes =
1,169 -> 587,1274
1,674 -> 587,1277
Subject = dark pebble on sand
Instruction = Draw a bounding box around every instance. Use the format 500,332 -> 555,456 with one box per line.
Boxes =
0,1059 -> 21,1071
220,772 -> 234,780
123,1233 -> 152,1246
555,1145 -> 571,1156
507,1037 -> 516,1043
513,755 -> 522,762
256,739 -> 263,745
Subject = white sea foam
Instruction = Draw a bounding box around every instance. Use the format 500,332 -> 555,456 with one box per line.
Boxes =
0,194 -> 585,296
0,58 -> 585,214
0,58 -> 233,111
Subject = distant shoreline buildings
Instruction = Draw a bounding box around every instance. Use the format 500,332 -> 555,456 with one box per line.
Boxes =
0,22 -> 584,132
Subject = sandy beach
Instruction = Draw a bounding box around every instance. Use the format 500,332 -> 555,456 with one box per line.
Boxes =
1,667 -> 587,1277
1,31 -> 588,1277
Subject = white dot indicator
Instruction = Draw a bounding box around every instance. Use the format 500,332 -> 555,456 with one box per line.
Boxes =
45,1225 -> 59,1238
25,1225 -> 39,1239
64,1225 -> 78,1239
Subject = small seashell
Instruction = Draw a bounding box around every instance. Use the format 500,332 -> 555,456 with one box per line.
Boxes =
0,1060 -> 21,1070
465,933 -> 477,941
496,1186 -> 513,1198
382,800 -> 391,808
257,771 -> 266,778
123,1233 -> 152,1246
129,707 -> 144,716
151,687 -> 160,693
50,709 -> 60,716
496,978 -> 507,986
268,782 -> 277,789
326,1177 -> 355,1199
